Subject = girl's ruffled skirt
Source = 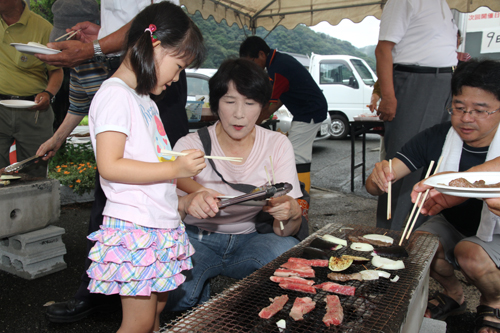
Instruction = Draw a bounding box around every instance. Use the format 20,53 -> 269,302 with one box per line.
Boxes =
86,216 -> 195,296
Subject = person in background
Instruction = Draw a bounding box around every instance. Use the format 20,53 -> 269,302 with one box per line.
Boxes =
239,36 -> 327,193
374,0 -> 457,230
86,3 -> 207,332
369,60 -> 500,331
0,0 -> 63,177
164,58 -> 308,311
41,0 -> 190,324
456,29 -> 472,65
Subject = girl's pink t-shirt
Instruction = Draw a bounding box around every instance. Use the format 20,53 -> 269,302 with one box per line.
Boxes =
174,123 -> 302,234
89,78 -> 181,229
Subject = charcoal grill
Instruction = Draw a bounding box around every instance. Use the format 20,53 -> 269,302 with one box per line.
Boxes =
163,223 -> 438,333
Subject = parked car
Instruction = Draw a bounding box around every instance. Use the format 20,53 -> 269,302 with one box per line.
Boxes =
308,54 -> 378,139
186,68 -> 330,141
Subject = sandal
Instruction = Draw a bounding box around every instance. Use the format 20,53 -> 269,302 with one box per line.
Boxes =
475,305 -> 500,333
426,292 -> 467,321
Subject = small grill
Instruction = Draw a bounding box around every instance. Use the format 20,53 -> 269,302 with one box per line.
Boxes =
163,223 -> 438,333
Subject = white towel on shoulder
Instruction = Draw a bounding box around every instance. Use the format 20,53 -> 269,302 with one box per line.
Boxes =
437,127 -> 500,242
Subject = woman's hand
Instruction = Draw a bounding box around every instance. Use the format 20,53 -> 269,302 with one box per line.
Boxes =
173,149 -> 206,178
178,191 -> 219,220
263,195 -> 302,236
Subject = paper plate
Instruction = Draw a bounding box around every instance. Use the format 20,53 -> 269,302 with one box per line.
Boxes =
424,172 -> 500,198
0,100 -> 36,108
10,43 -> 60,55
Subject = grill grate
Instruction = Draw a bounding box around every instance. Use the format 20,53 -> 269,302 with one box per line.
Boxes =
163,223 -> 438,333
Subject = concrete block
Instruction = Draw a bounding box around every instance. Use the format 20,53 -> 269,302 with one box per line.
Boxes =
59,185 -> 95,205
0,226 -> 67,279
0,179 -> 60,239
419,317 -> 447,333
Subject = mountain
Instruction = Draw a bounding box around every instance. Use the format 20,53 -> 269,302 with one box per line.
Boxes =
189,12 -> 376,71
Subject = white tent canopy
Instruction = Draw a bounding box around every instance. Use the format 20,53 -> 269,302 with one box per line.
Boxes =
180,0 -> 500,32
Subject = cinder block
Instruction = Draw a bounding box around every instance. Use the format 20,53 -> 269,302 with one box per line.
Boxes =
0,179 -> 60,239
0,226 -> 67,280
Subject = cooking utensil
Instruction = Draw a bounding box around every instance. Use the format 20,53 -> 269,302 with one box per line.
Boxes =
4,154 -> 47,173
217,182 -> 293,208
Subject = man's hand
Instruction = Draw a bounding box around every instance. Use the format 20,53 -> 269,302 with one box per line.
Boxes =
35,40 -> 94,67
485,197 -> 500,217
377,96 -> 397,121
31,92 -> 51,110
411,178 -> 467,215
369,93 -> 380,113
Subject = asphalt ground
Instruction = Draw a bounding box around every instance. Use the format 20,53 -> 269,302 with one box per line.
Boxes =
0,135 -> 478,332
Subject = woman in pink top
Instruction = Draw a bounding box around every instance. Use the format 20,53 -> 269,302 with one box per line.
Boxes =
165,58 -> 309,311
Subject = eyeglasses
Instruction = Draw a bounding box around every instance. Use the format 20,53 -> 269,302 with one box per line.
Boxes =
447,106 -> 500,119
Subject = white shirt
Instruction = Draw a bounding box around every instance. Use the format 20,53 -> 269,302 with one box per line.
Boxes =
98,0 -> 180,56
379,0 -> 457,67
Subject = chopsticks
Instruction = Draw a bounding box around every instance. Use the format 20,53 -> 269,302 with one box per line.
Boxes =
160,149 -> 243,162
399,156 -> 443,245
54,29 -> 81,41
387,159 -> 392,220
268,155 -> 284,230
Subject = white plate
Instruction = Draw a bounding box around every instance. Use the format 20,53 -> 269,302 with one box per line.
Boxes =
1,175 -> 21,180
353,115 -> 382,122
0,100 -> 36,108
10,43 -> 61,55
217,196 -> 267,207
424,172 -> 500,198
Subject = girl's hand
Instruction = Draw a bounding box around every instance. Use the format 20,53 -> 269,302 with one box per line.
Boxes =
174,149 -> 206,178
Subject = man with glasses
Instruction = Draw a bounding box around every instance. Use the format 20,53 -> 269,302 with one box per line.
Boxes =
365,60 -> 500,329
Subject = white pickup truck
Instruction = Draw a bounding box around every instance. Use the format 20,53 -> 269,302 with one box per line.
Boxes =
308,53 -> 378,139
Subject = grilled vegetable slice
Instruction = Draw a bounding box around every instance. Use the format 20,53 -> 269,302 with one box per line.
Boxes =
328,256 -> 353,272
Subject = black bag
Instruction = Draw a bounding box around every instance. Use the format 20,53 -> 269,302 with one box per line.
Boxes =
197,127 -> 310,241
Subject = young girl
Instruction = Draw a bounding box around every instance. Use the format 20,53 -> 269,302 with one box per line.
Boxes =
86,3 -> 206,332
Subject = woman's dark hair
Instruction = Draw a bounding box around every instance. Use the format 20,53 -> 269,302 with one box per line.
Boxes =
452,59 -> 500,102
209,58 -> 272,117
239,36 -> 270,58
126,2 -> 205,95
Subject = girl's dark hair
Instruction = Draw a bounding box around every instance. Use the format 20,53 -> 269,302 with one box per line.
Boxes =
209,58 -> 272,117
452,59 -> 500,102
126,2 -> 205,95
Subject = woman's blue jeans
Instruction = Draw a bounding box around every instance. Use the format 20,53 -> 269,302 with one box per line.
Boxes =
164,224 -> 299,311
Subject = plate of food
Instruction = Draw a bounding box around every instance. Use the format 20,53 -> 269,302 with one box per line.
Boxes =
424,172 -> 500,198
0,100 -> 36,108
10,42 -> 61,55
217,196 -> 268,207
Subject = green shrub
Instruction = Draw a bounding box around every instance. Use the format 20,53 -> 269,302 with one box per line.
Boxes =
48,142 -> 96,195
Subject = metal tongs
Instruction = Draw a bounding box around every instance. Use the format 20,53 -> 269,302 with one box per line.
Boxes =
4,154 -> 47,173
217,182 -> 293,208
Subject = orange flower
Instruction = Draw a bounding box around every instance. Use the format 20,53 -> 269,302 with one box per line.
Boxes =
57,168 -> 61,173
56,165 -> 60,168
79,164 -> 85,167
69,185 -> 73,188
94,167 -> 97,169
64,171 -> 70,175
62,165 -> 67,168
76,179 -> 81,183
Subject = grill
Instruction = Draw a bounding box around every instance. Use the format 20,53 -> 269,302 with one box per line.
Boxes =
163,223 -> 439,333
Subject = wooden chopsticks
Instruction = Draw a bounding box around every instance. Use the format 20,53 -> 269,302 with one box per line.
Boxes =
387,159 -> 392,220
399,156 -> 443,245
54,29 -> 81,41
160,149 -> 242,162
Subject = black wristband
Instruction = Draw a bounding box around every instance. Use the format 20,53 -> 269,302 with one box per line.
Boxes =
42,90 -> 54,102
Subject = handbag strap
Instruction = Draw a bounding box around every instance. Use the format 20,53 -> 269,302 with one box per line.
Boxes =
197,126 -> 256,194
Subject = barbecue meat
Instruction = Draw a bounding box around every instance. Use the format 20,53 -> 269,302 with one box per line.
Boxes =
270,276 -> 315,285
327,272 -> 363,282
449,177 -> 500,188
315,282 -> 355,296
274,268 -> 315,278
288,257 -> 329,267
279,282 -> 317,294
323,295 -> 344,326
281,261 -> 315,273
289,297 -> 316,321
258,295 -> 289,319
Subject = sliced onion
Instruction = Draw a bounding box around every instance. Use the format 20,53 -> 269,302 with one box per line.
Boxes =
363,234 -> 394,245
371,255 -> 405,270
360,270 -> 379,280
350,242 -> 374,252
322,235 -> 347,247
390,275 -> 400,283
377,270 -> 391,279
276,319 -> 286,330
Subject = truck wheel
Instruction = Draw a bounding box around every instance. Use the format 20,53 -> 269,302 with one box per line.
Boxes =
328,114 -> 349,140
